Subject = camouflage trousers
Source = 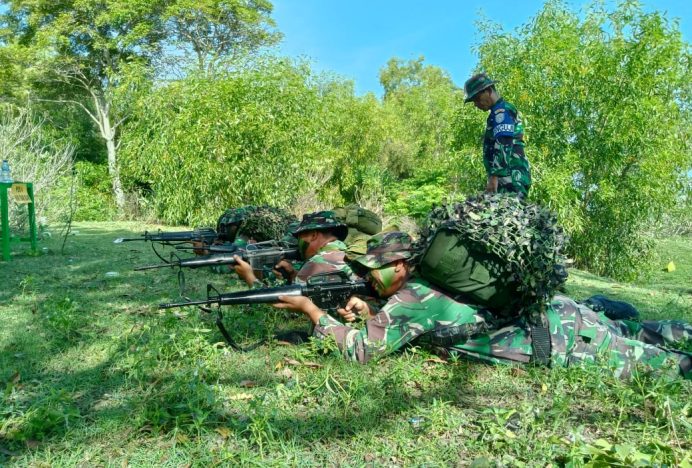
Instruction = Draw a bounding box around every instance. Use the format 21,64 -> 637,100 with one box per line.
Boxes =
449,296 -> 691,380
495,167 -> 530,197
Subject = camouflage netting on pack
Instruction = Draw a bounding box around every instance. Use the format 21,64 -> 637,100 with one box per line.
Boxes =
417,193 -> 568,315
238,206 -> 298,242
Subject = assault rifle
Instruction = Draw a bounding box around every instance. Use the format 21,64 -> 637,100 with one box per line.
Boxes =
135,241 -> 297,273
159,272 -> 375,351
113,228 -> 219,245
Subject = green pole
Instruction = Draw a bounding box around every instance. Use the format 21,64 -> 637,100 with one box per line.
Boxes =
27,182 -> 38,254
1,182 -> 10,261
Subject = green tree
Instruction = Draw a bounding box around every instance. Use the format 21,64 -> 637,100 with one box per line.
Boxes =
380,57 -> 483,216
466,0 -> 692,279
120,59 -> 328,225
0,0 -> 280,212
119,58 -> 399,224
164,0 -> 281,74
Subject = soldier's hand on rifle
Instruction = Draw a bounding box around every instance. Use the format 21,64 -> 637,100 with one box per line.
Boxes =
272,259 -> 297,283
338,296 -> 372,322
233,255 -> 258,287
273,295 -> 323,323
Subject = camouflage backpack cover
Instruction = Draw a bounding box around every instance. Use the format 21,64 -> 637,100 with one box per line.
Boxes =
333,204 -> 383,256
216,205 -> 298,243
416,194 -> 568,319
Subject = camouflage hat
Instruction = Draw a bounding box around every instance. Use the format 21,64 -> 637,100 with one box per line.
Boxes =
463,72 -> 497,103
351,231 -> 413,269
292,211 -> 348,241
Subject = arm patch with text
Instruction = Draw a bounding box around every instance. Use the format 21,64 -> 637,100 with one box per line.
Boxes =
492,107 -> 515,138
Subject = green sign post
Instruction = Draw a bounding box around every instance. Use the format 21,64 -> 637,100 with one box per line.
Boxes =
0,181 -> 38,261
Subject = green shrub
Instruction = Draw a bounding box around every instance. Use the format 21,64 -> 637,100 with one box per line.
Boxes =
74,161 -> 117,221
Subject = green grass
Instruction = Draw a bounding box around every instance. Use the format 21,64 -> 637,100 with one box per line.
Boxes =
1,222 -> 690,467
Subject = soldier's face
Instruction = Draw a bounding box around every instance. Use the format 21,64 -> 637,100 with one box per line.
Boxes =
472,88 -> 493,111
296,231 -> 319,259
369,261 -> 403,297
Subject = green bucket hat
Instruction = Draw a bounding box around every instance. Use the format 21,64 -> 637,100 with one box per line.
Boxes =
292,211 -> 348,241
463,72 -> 497,103
351,231 -> 413,269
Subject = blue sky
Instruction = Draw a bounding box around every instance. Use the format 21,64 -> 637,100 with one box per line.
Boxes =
273,0 -> 691,96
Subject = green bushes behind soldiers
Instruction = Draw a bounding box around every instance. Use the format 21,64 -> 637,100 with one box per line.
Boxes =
333,204 -> 382,256
416,193 -> 568,320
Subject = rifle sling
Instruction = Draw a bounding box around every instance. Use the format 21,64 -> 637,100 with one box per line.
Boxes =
214,308 -> 265,352
530,322 -> 552,366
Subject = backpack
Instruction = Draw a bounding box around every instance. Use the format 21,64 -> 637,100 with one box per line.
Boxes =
418,227 -> 520,318
416,194 -> 568,319
333,205 -> 382,235
333,205 -> 383,256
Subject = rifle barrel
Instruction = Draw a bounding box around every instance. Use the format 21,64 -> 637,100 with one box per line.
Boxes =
134,263 -> 172,271
159,299 -> 212,309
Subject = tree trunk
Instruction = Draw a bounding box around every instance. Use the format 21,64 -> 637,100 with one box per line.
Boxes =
105,132 -> 125,212
95,94 -> 126,212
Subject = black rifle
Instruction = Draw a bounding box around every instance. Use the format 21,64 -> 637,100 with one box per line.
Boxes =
135,242 -> 298,273
159,272 -> 375,351
113,228 -> 218,245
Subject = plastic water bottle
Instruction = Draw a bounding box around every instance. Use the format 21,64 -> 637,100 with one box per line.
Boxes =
0,160 -> 11,183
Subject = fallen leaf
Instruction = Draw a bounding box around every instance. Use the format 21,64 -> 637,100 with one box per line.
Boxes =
666,261 -> 676,272
364,454 -> 376,462
215,427 -> 232,439
175,433 -> 189,444
229,393 -> 254,401
284,358 -> 301,366
274,361 -> 283,370
279,368 -> 294,379
303,361 -> 323,369
541,383 -> 548,395
510,367 -> 527,377
239,380 -> 256,388
275,341 -> 294,346
26,440 -> 40,449
424,357 -> 447,364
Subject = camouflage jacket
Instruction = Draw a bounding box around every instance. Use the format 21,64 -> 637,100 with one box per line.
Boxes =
296,240 -> 357,284
313,277 -> 492,363
482,99 -> 531,195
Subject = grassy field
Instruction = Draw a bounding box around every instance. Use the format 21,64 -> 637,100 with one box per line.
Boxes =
1,222 -> 690,467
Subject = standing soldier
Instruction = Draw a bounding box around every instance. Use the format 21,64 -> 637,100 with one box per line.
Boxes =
464,73 -> 532,198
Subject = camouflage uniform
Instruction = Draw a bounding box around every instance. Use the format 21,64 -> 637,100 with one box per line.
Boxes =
463,73 -> 531,196
314,232 -> 691,379
482,99 -> 532,197
452,297 -> 691,379
290,211 -> 358,285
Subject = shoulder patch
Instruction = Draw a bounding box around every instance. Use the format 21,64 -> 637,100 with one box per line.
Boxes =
495,112 -> 505,123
